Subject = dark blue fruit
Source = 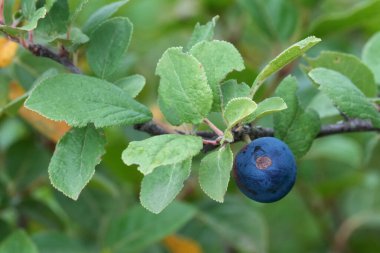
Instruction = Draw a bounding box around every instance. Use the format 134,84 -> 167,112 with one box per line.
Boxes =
233,137 -> 296,203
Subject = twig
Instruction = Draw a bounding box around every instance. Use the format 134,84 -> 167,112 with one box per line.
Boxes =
135,119 -> 380,150
4,34 -> 81,74
203,118 -> 224,136
317,119 -> 380,137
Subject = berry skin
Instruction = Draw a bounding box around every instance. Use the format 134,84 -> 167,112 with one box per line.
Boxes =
233,137 -> 296,203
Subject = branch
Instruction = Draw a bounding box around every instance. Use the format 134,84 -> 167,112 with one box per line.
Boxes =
317,119 -> 380,137
27,43 -> 81,74
5,34 -> 81,74
135,119 -> 380,150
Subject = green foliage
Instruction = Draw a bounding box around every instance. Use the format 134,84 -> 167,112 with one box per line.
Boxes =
156,47 -> 212,125
0,230 -> 38,253
122,134 -> 203,175
274,76 -> 321,157
362,32 -> 380,84
244,96 -> 287,123
1,1 -> 380,252
0,7 -> 47,36
105,201 -> 196,253
190,40 -> 245,110
306,51 -> 377,97
251,36 -> 321,96
220,80 -> 251,108
140,159 -> 191,214
186,16 -> 218,51
199,144 -> 233,202
223,97 -> 257,142
25,74 -> 152,127
114,74 -> 145,97
87,17 -> 133,79
82,0 -> 130,34
309,68 -> 380,127
49,125 -> 106,200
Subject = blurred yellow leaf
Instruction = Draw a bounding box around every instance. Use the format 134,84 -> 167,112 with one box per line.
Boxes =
9,81 -> 70,142
0,37 -> 18,67
163,235 -> 202,253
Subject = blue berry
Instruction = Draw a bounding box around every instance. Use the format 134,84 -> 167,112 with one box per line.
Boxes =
233,137 -> 296,203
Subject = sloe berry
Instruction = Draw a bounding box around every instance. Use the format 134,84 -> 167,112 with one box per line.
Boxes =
233,137 -> 296,203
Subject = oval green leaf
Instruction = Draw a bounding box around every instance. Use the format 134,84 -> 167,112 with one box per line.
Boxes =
363,32 -> 380,84
224,97 -> 257,128
122,134 -> 203,175
140,159 -> 191,214
199,144 -> 233,202
307,51 -> 377,97
25,74 -> 152,128
87,17 -> 133,79
308,68 -> 380,127
48,125 -> 106,200
156,47 -> 212,125
190,40 -> 245,110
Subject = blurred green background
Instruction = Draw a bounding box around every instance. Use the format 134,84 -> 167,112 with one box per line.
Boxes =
1,0 -> 380,252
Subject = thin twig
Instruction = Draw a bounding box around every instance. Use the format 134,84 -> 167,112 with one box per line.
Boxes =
203,118 -> 224,136
135,119 -> 380,151
4,33 -> 81,74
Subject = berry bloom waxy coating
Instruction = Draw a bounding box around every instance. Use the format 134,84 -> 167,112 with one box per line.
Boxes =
233,137 -> 296,203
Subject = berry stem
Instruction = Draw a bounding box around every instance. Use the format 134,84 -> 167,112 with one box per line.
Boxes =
202,139 -> 220,146
203,118 -> 224,137
242,134 -> 251,144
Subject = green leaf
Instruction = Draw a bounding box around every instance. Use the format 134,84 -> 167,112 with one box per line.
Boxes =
87,17 -> 133,79
24,74 -> 152,128
140,159 -> 191,214
48,125 -> 106,200
37,0 -> 69,36
190,40 -> 245,110
32,232 -> 87,253
0,7 -> 47,36
199,196 -> 267,253
307,51 -> 377,97
157,97 -> 182,126
21,0 -> 36,20
199,144 -> 233,202
224,97 -> 257,128
69,0 -> 90,23
363,32 -> 380,84
47,27 -> 89,52
284,109 -> 320,157
115,74 -> 145,98
221,80 -> 250,108
223,97 -> 257,142
0,230 -> 38,253
307,92 -> 340,118
274,76 -> 321,157
239,0 -> 297,41
3,0 -> 15,25
122,134 -> 203,175
185,16 -> 218,51
243,97 -> 287,123
105,201 -> 196,253
251,36 -> 321,96
309,1 -> 380,37
156,47 -> 212,125
308,68 -> 380,127
82,0 -> 130,34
